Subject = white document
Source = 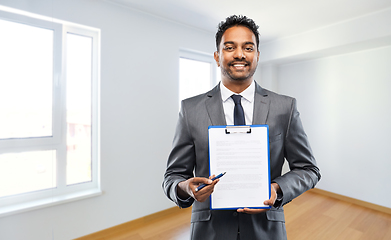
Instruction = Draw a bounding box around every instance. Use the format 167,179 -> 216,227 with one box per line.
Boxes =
208,125 -> 270,210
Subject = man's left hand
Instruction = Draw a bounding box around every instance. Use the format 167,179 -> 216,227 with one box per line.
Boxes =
237,183 -> 281,214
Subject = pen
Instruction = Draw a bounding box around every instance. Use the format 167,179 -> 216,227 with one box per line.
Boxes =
195,172 -> 226,192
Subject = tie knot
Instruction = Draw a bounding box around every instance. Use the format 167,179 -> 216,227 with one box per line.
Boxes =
231,94 -> 242,104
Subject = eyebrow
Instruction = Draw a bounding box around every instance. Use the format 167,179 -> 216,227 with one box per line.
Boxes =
223,41 -> 255,46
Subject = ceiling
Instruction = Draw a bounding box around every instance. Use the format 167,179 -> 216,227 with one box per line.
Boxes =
106,0 -> 391,44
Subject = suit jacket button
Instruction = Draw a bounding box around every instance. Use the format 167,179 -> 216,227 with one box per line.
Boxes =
233,212 -> 238,216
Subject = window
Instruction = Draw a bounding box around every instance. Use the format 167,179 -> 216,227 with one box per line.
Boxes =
0,7 -> 100,217
179,49 -> 220,105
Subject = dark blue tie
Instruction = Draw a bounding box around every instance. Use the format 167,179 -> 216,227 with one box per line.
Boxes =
231,95 -> 245,125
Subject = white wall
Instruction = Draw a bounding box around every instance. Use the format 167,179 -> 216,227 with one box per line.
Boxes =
0,0 -> 215,239
257,7 -> 391,210
259,7 -> 391,65
276,46 -> 391,209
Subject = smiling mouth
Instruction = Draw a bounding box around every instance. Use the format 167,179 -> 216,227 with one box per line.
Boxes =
230,63 -> 248,70
230,62 -> 249,68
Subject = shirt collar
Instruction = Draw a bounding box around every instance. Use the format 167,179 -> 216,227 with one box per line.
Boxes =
220,80 -> 255,103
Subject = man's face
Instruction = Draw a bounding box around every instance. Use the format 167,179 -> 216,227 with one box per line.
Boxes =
214,26 -> 260,83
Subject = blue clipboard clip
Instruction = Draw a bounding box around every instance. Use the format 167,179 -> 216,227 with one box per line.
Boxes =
225,126 -> 251,134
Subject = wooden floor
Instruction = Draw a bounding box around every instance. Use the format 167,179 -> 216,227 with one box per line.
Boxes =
284,190 -> 391,240
80,190 -> 391,240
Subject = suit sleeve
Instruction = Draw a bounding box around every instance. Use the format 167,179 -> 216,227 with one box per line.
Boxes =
272,98 -> 321,207
162,101 -> 196,208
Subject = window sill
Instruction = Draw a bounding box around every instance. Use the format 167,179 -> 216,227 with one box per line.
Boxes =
0,188 -> 102,218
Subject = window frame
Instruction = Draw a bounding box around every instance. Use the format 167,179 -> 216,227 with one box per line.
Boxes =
178,48 -> 219,106
0,7 -> 101,217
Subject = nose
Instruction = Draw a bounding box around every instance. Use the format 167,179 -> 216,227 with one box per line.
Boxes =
233,47 -> 246,59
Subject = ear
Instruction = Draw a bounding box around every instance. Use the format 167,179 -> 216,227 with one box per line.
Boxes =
257,50 -> 260,62
214,51 -> 220,67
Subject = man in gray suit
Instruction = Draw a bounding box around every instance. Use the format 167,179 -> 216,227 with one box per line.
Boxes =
163,15 -> 321,240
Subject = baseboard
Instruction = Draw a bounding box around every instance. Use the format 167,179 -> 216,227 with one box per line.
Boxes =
74,206 -> 191,240
310,188 -> 391,215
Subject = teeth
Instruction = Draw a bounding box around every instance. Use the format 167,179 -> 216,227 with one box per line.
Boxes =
233,64 -> 245,67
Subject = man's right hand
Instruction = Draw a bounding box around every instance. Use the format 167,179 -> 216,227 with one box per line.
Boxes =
177,176 -> 219,202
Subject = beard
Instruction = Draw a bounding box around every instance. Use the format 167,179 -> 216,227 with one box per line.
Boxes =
220,60 -> 257,82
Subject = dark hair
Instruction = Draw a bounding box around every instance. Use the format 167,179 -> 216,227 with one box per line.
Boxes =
215,15 -> 260,51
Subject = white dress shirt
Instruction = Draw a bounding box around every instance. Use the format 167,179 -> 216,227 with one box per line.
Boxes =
220,81 -> 255,125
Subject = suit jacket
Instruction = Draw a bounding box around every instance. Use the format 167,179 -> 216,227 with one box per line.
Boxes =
163,82 -> 321,240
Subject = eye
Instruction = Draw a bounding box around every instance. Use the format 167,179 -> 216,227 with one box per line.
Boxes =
224,46 -> 234,51
245,47 -> 254,51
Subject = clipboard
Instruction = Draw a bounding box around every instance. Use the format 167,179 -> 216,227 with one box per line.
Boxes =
208,125 -> 271,210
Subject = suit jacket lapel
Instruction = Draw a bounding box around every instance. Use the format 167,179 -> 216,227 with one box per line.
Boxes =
253,82 -> 270,125
205,84 -> 227,126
